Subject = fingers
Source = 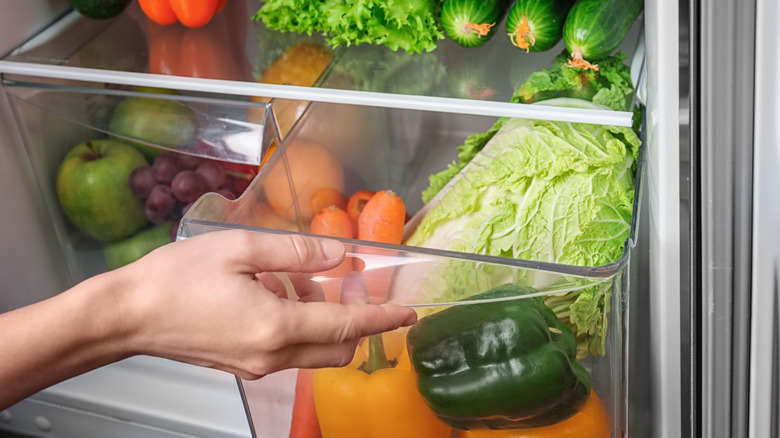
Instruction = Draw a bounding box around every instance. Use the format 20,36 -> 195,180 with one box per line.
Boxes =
286,301 -> 417,346
219,231 -> 346,275
340,271 -> 369,305
287,273 -> 325,303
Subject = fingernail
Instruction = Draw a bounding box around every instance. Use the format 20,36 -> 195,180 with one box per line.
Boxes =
403,311 -> 418,326
321,239 -> 345,261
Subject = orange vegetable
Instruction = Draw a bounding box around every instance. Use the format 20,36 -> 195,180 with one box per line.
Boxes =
289,369 -> 321,438
262,139 -> 345,221
455,389 -> 611,438
357,190 -> 406,244
346,190 -> 374,235
310,188 -> 348,217
309,206 -> 354,302
139,0 -> 227,28
310,205 -> 353,239
312,331 -> 451,438
355,190 -> 406,304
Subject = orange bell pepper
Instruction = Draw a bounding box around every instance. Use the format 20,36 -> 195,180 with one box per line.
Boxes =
455,389 -> 612,438
146,0 -> 252,81
312,331 -> 451,438
139,0 -> 227,28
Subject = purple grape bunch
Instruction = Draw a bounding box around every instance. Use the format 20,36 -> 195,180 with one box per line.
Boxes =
129,153 -> 238,232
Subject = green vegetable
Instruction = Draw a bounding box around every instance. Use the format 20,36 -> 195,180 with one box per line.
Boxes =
506,0 -> 575,53
406,98 -> 641,357
253,0 -> 445,54
441,0 -> 510,48
407,283 -> 591,429
563,0 -> 644,69
513,50 -> 635,111
68,0 -> 132,20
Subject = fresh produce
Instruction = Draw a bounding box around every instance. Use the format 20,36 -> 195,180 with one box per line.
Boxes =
406,98 -> 641,357
454,389 -> 611,438
311,205 -> 354,240
357,190 -> 406,246
309,205 -> 355,303
441,0 -> 510,48
289,368 -> 321,438
356,190 -> 406,304
261,139 -> 345,221
108,87 -> 197,161
129,152 -> 240,226
513,51 -> 635,111
103,222 -> 173,270
406,283 -> 591,429
138,0 -> 227,28
563,0 -> 644,70
346,190 -> 375,234
506,0 -> 575,52
56,139 -> 148,242
309,188 -> 348,217
68,0 -> 132,19
312,331 -> 451,438
253,0 -> 445,54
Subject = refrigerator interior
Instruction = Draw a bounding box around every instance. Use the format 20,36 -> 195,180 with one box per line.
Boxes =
0,1 -> 687,437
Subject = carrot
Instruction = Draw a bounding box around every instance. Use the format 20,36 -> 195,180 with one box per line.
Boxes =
289,368 -> 322,438
355,190 -> 406,304
357,190 -> 406,244
346,190 -> 375,235
310,188 -> 348,218
310,205 -> 353,239
309,206 -> 354,302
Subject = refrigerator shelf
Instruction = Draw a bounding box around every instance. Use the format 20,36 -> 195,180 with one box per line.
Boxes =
0,0 -> 644,126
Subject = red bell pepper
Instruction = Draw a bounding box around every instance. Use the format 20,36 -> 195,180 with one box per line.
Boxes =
139,0 -> 228,28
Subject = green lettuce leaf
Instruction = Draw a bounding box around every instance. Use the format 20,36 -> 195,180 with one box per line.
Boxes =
254,0 -> 445,54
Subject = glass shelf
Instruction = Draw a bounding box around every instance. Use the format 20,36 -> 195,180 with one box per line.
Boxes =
1,0 -> 643,125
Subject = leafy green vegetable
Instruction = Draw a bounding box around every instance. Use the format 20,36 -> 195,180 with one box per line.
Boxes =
253,0 -> 445,54
405,99 -> 641,357
513,51 -> 634,111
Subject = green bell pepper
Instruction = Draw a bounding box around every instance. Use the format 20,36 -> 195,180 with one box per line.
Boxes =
406,284 -> 591,430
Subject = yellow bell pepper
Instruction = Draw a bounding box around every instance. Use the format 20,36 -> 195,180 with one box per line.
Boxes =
455,389 -> 612,438
312,331 -> 451,438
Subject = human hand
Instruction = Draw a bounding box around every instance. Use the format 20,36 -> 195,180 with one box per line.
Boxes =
112,229 -> 418,380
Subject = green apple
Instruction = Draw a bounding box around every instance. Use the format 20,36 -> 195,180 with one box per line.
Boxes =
104,221 -> 172,270
108,87 -> 198,161
56,139 -> 148,242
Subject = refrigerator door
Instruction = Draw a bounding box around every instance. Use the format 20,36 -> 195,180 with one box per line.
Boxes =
749,0 -> 780,435
698,0 -> 758,437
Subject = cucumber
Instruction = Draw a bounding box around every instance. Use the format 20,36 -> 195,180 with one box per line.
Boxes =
68,0 -> 132,20
441,0 -> 511,48
506,0 -> 575,53
563,0 -> 643,67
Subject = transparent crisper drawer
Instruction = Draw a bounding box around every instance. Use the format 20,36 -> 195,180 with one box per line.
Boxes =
180,98 -> 645,437
2,79 -> 277,283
